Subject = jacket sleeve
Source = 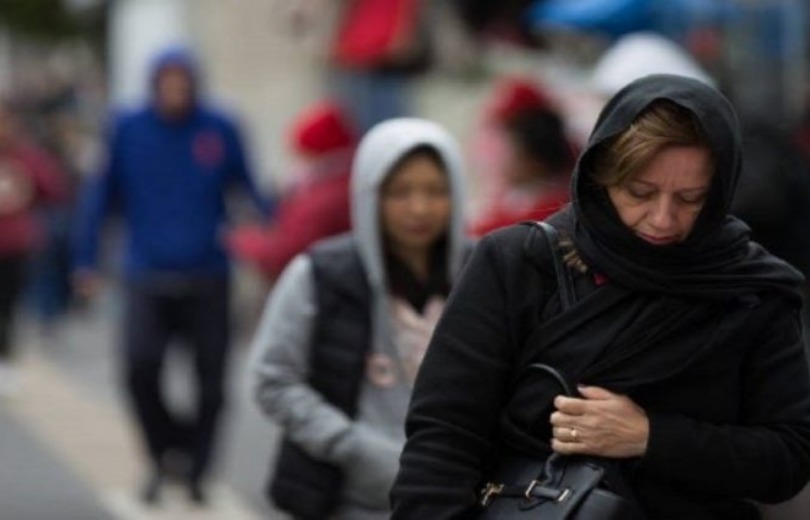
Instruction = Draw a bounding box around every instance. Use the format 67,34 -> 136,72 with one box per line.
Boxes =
224,119 -> 274,219
252,193 -> 346,279
640,300 -> 810,503
250,254 -> 353,456
249,253 -> 402,490
391,233 -> 518,519
72,119 -> 121,272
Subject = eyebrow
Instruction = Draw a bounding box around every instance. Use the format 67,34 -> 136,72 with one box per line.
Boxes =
630,179 -> 710,193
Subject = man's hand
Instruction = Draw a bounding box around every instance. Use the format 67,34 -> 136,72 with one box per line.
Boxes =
549,386 -> 649,458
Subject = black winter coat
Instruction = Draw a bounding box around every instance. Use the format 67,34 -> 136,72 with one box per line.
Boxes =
391,222 -> 810,519
391,75 -> 810,519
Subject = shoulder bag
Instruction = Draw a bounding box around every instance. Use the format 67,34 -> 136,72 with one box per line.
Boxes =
476,222 -> 645,519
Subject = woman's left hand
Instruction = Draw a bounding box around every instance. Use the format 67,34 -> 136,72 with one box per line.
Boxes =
549,386 -> 649,458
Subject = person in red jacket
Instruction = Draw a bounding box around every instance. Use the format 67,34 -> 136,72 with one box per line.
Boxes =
0,101 -> 67,394
470,77 -> 575,237
229,101 -> 357,281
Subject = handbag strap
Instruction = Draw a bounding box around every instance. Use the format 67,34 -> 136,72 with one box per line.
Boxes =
534,221 -> 576,311
512,220 -> 577,387
526,363 -> 574,397
509,222 -> 596,423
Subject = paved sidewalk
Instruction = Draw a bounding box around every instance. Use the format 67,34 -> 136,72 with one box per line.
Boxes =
0,288 -> 288,519
1,347 -> 269,520
1,405 -> 113,520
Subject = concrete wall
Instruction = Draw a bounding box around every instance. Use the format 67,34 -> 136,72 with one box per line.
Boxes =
186,0 -> 492,191
108,0 -> 191,106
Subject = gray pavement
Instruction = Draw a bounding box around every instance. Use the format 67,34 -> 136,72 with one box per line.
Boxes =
0,283 -> 290,520
0,406 -> 113,520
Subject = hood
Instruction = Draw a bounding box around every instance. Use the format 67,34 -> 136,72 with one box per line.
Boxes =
591,32 -> 715,98
289,100 -> 357,157
148,45 -> 199,105
351,118 -> 467,290
567,73 -> 802,300
576,73 -> 740,246
484,76 -> 554,124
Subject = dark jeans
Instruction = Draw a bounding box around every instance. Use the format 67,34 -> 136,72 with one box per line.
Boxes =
0,255 -> 26,361
122,276 -> 230,481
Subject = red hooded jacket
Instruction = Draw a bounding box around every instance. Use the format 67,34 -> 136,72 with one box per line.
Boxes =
228,102 -> 356,279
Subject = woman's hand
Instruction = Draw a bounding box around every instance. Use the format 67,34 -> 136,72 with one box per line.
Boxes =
549,386 -> 649,458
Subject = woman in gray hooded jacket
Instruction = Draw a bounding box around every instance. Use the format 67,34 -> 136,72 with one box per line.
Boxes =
248,118 -> 470,519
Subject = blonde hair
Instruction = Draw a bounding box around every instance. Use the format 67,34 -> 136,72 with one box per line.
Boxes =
591,100 -> 712,187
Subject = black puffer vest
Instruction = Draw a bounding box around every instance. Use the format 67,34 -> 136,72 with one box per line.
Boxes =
268,235 -> 373,519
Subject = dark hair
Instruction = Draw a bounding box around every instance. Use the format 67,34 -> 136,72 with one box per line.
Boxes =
388,144 -> 445,177
504,108 -> 573,173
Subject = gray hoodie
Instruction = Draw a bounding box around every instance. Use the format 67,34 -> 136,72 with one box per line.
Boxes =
249,118 -> 468,519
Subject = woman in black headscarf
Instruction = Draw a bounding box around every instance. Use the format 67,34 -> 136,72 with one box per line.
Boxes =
390,75 -> 810,519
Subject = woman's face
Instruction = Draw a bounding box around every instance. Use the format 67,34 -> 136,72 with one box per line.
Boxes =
381,153 -> 451,255
606,145 -> 713,245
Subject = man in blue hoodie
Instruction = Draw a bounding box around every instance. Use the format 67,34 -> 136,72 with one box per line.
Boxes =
73,47 -> 271,505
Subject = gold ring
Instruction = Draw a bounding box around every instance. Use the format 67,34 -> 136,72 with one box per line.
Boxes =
570,428 -> 579,441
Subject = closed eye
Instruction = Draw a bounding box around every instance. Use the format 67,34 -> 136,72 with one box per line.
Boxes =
677,192 -> 708,205
627,187 -> 655,200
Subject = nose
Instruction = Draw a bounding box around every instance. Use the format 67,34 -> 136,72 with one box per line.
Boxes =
648,196 -> 676,231
407,192 -> 431,215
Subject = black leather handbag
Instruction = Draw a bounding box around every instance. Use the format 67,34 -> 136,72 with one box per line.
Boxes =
477,364 -> 644,519
477,222 -> 645,519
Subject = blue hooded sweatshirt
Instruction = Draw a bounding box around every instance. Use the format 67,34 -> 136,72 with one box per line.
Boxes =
74,47 -> 271,279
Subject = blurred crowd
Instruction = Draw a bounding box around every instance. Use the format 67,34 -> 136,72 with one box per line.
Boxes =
1,0 -> 810,517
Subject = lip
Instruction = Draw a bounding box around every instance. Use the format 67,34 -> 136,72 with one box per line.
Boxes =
404,225 -> 436,236
637,232 -> 678,245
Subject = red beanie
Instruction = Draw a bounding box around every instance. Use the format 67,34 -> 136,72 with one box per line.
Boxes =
486,77 -> 553,124
290,101 -> 357,156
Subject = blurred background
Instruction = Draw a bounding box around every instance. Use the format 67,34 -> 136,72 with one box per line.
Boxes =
0,0 -> 809,519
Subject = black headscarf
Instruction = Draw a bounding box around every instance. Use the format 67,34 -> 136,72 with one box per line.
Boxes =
566,74 -> 803,303
511,75 -> 806,404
